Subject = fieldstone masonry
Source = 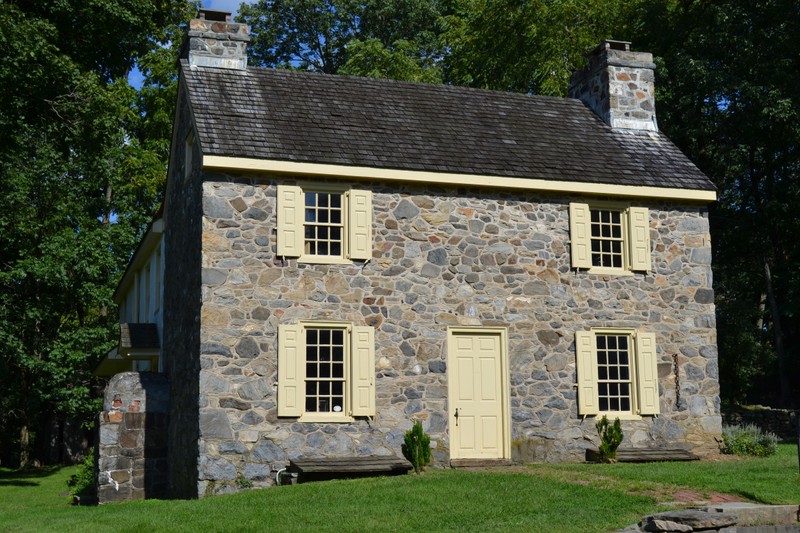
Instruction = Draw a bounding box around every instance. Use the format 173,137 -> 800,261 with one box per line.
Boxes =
570,40 -> 658,131
97,372 -> 169,503
723,406 -> 799,441
189,175 -> 722,496
185,9 -> 250,71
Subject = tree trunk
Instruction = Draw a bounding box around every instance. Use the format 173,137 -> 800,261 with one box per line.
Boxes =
764,260 -> 792,407
19,423 -> 30,468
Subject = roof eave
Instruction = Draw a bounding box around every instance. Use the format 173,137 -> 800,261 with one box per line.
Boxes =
202,155 -> 717,202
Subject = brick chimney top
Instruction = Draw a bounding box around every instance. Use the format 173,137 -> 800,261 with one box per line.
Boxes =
569,40 -> 658,132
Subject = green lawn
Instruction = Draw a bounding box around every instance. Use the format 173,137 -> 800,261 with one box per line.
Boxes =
537,444 -> 800,505
1,445 -> 798,533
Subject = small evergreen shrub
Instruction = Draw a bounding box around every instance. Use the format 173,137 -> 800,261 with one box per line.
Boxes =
402,420 -> 431,473
721,424 -> 778,457
596,416 -> 623,463
67,448 -> 96,498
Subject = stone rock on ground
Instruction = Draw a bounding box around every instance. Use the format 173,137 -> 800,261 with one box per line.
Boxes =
640,510 -> 737,532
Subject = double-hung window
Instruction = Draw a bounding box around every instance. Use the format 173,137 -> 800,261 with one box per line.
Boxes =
570,203 -> 650,274
277,322 -> 375,421
575,329 -> 660,419
276,184 -> 372,263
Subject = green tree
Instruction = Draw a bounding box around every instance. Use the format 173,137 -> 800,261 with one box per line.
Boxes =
635,0 -> 800,407
238,0 -> 446,80
0,0 -> 192,467
442,0 -> 644,95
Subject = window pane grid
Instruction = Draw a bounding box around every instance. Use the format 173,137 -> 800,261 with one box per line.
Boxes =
305,328 -> 345,413
596,334 -> 632,412
590,209 -> 624,269
304,192 -> 344,256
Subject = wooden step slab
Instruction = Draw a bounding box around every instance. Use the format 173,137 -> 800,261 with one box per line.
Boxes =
289,455 -> 413,475
586,448 -> 700,463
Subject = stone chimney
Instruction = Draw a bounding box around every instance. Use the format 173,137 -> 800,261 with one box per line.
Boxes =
569,40 -> 657,132
186,8 -> 250,70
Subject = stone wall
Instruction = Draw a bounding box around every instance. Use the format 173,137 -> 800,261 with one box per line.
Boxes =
162,87 -> 203,498
723,406 -> 799,442
97,372 -> 169,503
192,173 -> 721,496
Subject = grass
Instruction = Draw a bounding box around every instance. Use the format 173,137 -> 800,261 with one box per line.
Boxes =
538,443 -> 800,505
0,444 -> 797,533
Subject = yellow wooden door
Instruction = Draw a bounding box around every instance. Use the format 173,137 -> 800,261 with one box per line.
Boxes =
449,331 -> 505,459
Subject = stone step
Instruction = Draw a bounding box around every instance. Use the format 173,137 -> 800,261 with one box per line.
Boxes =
705,503 -> 800,528
449,458 -> 514,468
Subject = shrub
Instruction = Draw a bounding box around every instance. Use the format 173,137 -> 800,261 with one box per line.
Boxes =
67,448 -> 96,498
721,424 -> 778,457
596,416 -> 623,463
402,420 -> 431,473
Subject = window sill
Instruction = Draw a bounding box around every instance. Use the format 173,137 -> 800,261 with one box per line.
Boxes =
593,412 -> 643,421
585,267 -> 636,276
298,256 -> 353,265
299,413 -> 355,423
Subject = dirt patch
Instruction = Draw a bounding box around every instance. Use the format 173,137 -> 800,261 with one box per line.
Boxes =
641,487 -> 744,506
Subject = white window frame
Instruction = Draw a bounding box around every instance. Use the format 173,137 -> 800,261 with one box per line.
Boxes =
575,328 -> 660,420
570,202 -> 650,275
277,321 -> 375,422
277,183 -> 372,264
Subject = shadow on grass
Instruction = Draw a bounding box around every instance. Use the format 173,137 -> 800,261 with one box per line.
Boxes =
732,490 -> 769,504
0,480 -> 40,487
0,465 -> 63,486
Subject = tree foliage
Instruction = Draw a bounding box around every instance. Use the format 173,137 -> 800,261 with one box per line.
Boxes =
0,0 -> 192,467
634,0 -> 800,406
238,0 -> 447,80
442,0 -> 644,94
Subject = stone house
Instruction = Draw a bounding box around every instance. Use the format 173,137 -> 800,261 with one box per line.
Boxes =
102,9 -> 722,499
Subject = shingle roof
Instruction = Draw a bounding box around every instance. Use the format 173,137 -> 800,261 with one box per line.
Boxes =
182,60 -> 715,192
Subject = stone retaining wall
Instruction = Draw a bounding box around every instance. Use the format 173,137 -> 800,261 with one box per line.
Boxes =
189,174 -> 722,496
723,406 -> 799,442
97,372 -> 169,503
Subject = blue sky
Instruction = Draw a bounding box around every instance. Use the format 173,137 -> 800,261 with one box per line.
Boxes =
204,0 -> 253,15
129,1 -> 255,88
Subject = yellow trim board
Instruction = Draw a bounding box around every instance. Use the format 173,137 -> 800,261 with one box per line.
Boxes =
203,155 -> 717,202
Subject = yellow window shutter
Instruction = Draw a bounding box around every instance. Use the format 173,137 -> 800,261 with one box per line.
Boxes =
350,325 -> 375,416
575,331 -> 599,415
628,207 -> 651,271
348,189 -> 372,261
635,332 -> 660,415
569,203 -> 592,269
277,324 -> 304,417
276,184 -> 303,257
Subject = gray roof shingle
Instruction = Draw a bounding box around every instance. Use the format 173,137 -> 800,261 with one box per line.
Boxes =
182,61 -> 715,192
